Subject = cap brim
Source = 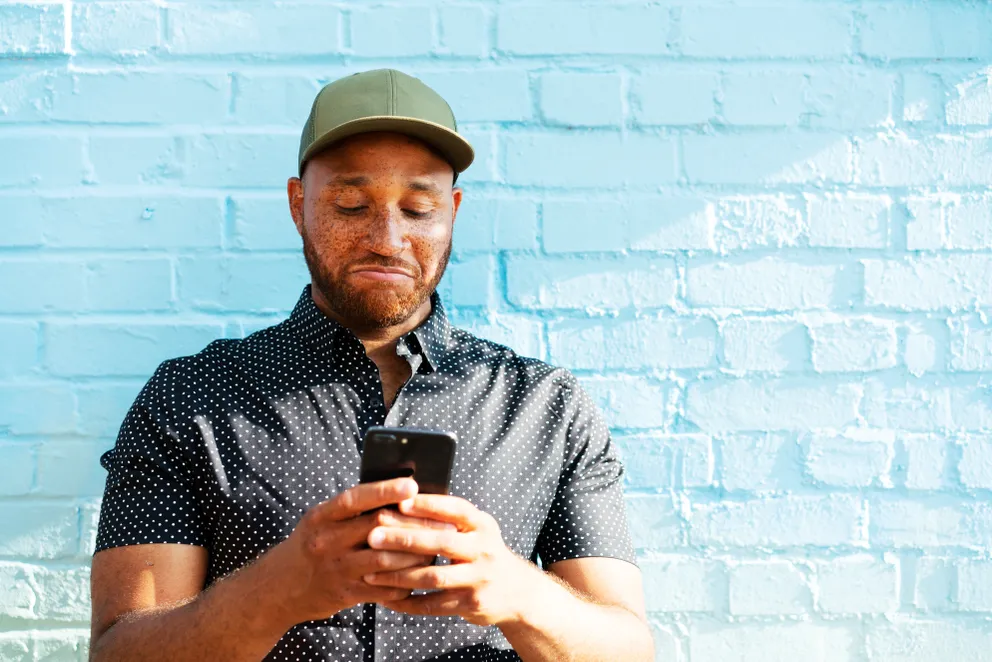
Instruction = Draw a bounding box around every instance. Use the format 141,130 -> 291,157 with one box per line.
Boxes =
300,115 -> 475,177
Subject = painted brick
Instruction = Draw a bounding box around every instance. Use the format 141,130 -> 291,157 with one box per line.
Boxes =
506,256 -> 678,310
810,318 -> 899,372
230,74 -> 324,126
87,135 -> 186,185
539,73 -> 622,127
438,6 -> 489,58
721,72 -> 805,127
903,73 -> 945,124
806,432 -> 892,488
75,383 -> 143,439
549,318 -> 717,371
864,380 -> 953,431
720,433 -> 800,492
32,631 -> 89,660
682,6 -> 852,58
686,379 -> 861,432
0,322 -> 39,378
544,197 -> 712,253
641,556 -> 724,613
0,503 -> 77,559
177,255 -> 307,313
625,496 -> 682,550
0,563 -> 34,619
712,195 -> 806,252
868,622 -> 992,662
870,499 -> 992,548
185,133 -> 298,188
578,377 -> 673,429
904,322 -> 945,377
901,433 -> 947,490
687,258 -> 855,311
908,195 -> 992,251
497,6 -> 670,55
684,134 -> 852,185
858,134 -> 992,187
0,136 -> 84,188
503,133 -> 678,188
0,385 -> 75,435
616,434 -> 713,490
691,495 -> 863,548
453,197 -> 538,252
37,195 -> 223,249
229,195 -> 300,251
861,5 -> 992,60
950,317 -> 992,372
350,7 -> 433,57
959,436 -> 992,489
52,73 -> 228,124
36,441 -> 110,497
807,194 -> 889,248
31,565 -> 90,621
45,323 -> 223,377
0,3 -> 65,55
817,556 -> 899,614
419,71 -> 532,124
72,2 -> 160,54
447,255 -> 496,308
691,624 -> 856,662
0,636 -> 28,661
864,256 -> 992,311
915,557 -> 956,611
631,72 -> 718,126
85,258 -> 173,312
729,561 -> 809,615
947,74 -> 992,126
958,560 -> 992,612
806,70 -> 894,129
166,4 -> 341,55
721,318 -> 809,372
0,443 -> 33,496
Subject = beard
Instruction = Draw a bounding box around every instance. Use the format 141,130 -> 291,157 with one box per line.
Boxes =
301,225 -> 451,329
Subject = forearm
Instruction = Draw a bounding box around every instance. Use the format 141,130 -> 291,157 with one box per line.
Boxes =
499,569 -> 653,662
90,548 -> 296,662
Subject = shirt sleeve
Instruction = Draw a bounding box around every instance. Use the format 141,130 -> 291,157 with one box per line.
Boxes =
534,375 -> 636,567
94,362 -> 209,554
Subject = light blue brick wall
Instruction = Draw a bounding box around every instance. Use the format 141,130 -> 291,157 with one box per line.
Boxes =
2,2 -> 992,660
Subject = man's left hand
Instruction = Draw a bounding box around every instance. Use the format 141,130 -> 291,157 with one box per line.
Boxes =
362,494 -> 543,627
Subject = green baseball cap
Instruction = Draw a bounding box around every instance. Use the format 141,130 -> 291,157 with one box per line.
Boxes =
298,68 -> 474,178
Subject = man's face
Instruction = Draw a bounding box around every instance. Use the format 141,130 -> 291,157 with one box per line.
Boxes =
288,132 -> 462,330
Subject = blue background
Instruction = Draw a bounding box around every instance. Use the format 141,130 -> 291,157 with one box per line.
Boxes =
2,1 -> 992,660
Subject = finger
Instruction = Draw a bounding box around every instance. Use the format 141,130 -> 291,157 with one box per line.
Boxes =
397,494 -> 487,532
314,479 -> 419,522
342,548 -> 436,578
372,508 -> 457,532
364,563 -> 478,591
367,526 -> 478,561
382,590 -> 469,618
306,509 -> 382,552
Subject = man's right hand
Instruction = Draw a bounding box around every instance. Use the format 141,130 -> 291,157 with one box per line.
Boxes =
262,477 -> 446,626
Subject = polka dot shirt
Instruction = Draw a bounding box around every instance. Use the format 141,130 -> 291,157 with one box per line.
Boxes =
95,285 -> 636,661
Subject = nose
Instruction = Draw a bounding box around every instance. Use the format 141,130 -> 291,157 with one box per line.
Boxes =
365,205 -> 406,256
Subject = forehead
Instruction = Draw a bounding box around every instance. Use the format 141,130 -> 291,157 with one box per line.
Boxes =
305,132 -> 452,187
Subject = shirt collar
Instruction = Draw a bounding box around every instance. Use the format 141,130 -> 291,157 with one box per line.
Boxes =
288,285 -> 451,373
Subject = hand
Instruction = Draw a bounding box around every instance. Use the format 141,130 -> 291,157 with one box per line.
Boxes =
264,478 -> 453,626
362,494 -> 544,627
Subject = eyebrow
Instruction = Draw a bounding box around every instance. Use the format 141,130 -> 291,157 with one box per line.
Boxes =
325,175 -> 442,196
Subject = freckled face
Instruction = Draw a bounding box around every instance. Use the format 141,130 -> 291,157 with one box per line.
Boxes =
294,132 -> 460,329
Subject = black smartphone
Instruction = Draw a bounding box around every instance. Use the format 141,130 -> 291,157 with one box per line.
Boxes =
359,426 -> 457,507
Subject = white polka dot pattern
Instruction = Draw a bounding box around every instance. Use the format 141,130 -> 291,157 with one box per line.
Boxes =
95,285 -> 635,661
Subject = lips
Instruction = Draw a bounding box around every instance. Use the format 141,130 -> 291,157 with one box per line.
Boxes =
350,266 -> 416,282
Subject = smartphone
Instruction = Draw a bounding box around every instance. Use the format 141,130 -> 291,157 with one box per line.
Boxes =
359,426 -> 457,506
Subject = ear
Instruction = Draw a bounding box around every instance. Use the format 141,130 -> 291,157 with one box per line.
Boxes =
450,187 -> 463,228
287,176 -> 305,236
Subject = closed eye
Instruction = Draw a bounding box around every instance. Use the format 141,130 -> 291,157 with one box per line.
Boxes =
337,205 -> 367,214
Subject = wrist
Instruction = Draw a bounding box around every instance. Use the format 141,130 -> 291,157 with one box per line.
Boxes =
249,540 -> 310,632
499,557 -> 564,629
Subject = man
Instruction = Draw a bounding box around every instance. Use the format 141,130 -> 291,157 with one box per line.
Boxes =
89,68 -> 652,661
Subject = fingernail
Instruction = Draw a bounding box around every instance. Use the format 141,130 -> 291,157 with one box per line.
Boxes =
364,574 -> 376,583
399,498 -> 414,512
369,530 -> 385,546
